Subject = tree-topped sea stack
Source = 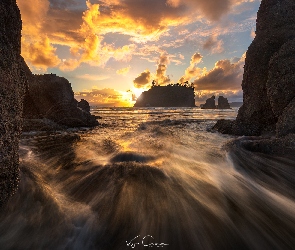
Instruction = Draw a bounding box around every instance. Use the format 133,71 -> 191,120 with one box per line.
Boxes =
0,0 -> 26,206
214,0 -> 295,136
134,85 -> 195,107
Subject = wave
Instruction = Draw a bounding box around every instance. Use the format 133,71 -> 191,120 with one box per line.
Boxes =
1,113 -> 294,249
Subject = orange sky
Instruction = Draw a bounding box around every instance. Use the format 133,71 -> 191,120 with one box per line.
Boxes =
17,0 -> 260,106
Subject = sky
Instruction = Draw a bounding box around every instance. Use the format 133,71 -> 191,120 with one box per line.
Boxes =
17,0 -> 261,106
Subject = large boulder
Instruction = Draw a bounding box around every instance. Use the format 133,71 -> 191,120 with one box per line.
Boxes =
23,73 -> 98,128
0,0 -> 26,206
214,0 -> 295,136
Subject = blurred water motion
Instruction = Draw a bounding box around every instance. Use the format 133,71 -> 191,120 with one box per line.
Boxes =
1,107 -> 294,250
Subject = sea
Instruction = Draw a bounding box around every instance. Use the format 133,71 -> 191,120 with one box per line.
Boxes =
1,107 -> 295,250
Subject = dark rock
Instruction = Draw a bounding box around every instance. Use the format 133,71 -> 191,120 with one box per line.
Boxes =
22,119 -> 66,132
134,85 -> 195,107
212,120 -> 234,134
267,39 -> 295,119
217,96 -> 231,109
276,97 -> 295,137
0,0 -> 26,206
215,0 -> 295,136
201,96 -> 216,109
23,73 -> 98,128
78,99 -> 91,113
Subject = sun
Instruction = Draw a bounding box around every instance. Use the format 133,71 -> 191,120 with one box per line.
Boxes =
132,87 -> 146,98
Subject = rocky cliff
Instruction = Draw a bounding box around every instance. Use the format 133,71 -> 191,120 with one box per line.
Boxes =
0,0 -> 26,206
134,86 -> 195,107
23,72 -> 98,129
214,0 -> 295,136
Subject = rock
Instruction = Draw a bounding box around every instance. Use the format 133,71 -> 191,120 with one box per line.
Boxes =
134,85 -> 195,107
267,39 -> 295,118
201,96 -> 216,109
217,96 -> 231,109
0,0 -> 26,206
23,73 -> 98,128
78,99 -> 91,113
214,0 -> 295,136
276,98 -> 295,137
22,118 -> 66,132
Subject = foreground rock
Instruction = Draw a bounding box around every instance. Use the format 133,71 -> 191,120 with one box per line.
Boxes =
23,72 -> 98,129
214,0 -> 295,136
0,0 -> 26,206
134,85 -> 195,107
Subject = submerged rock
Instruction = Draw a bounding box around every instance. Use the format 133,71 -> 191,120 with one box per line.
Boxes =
134,85 -> 195,107
0,0 -> 26,206
23,73 -> 98,128
214,0 -> 295,136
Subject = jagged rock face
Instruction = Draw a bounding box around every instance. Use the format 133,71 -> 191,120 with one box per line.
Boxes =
134,86 -> 195,107
201,96 -> 216,109
267,39 -> 295,118
217,96 -> 231,109
0,0 -> 26,206
215,0 -> 295,136
23,73 -> 98,128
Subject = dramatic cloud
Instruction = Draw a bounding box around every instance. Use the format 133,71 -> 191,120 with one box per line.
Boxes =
59,59 -> 80,72
179,52 -> 203,83
202,35 -> 224,54
193,53 -> 245,90
155,53 -> 171,85
18,0 -> 252,72
195,90 -> 243,105
133,70 -> 152,88
17,0 -> 61,70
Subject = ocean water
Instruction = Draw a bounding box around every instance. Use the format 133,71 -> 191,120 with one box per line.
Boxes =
1,107 -> 295,250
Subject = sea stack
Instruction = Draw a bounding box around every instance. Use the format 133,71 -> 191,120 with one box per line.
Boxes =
217,96 -> 231,109
0,0 -> 26,206
214,0 -> 295,136
201,96 -> 216,109
23,73 -> 98,128
134,85 -> 195,107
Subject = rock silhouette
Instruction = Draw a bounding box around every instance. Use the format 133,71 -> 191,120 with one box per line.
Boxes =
201,96 -> 216,109
201,96 -> 231,109
214,0 -> 295,137
134,85 -> 195,107
217,96 -> 231,109
23,72 -> 98,129
0,0 -> 26,206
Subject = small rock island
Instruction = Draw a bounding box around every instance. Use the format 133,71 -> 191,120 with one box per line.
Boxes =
201,96 -> 231,109
134,84 -> 195,107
